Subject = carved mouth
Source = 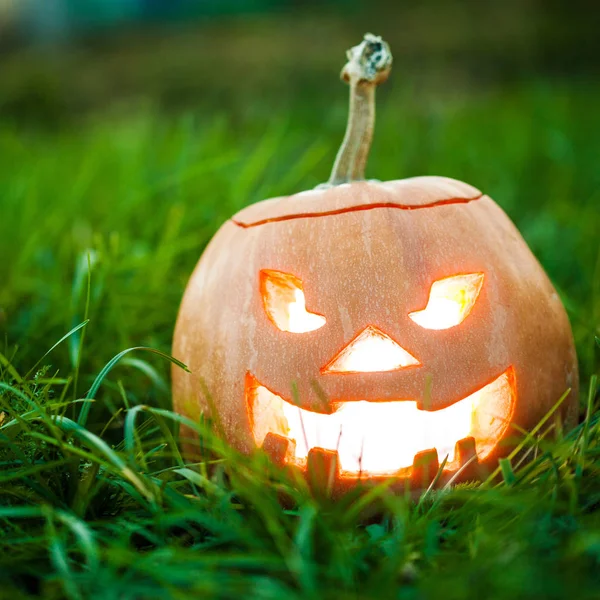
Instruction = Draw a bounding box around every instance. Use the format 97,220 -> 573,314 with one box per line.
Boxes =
246,368 -> 516,477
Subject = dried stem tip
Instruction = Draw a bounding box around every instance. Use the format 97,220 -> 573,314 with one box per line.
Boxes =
341,33 -> 392,86
327,34 -> 392,186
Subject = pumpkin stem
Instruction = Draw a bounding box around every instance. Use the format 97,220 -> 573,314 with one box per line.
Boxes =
327,34 -> 392,186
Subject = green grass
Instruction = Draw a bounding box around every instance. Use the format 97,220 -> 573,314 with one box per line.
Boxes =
1,71 -> 599,598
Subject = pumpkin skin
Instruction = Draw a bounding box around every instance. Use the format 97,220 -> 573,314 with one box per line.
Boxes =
172,175 -> 578,493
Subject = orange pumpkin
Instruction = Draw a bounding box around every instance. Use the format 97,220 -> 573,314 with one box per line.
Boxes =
172,34 -> 578,493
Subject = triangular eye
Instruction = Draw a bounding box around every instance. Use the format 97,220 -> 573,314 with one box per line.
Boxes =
409,273 -> 484,330
260,270 -> 326,333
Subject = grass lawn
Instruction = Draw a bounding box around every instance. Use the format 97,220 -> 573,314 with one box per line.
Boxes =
1,26 -> 600,597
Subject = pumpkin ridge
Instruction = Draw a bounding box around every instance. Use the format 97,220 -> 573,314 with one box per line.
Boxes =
231,193 -> 485,229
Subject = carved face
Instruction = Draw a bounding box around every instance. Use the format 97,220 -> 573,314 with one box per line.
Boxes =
250,269 -> 515,476
173,177 -> 578,492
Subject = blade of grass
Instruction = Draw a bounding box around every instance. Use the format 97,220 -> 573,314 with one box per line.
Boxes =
577,375 -> 598,478
77,347 -> 189,427
482,388 -> 571,487
24,320 -> 89,381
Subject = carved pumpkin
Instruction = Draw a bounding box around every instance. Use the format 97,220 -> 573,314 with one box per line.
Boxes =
172,35 -> 578,493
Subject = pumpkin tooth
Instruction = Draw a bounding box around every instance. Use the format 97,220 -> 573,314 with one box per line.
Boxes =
411,448 -> 439,489
307,447 -> 340,493
263,432 -> 296,467
455,436 -> 477,466
453,436 -> 480,480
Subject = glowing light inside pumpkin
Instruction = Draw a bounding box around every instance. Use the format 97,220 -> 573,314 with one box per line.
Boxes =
322,325 -> 420,373
248,368 -> 515,476
409,273 -> 485,330
260,269 -> 326,333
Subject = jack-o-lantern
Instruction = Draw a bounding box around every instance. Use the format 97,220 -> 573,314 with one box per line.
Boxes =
172,34 -> 578,494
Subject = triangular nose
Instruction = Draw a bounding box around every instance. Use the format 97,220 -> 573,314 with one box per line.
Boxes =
321,325 -> 421,374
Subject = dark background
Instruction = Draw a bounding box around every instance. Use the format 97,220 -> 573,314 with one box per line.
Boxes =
2,0 -> 599,122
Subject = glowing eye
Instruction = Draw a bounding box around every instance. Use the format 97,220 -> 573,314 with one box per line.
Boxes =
260,270 -> 326,333
409,273 -> 484,330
